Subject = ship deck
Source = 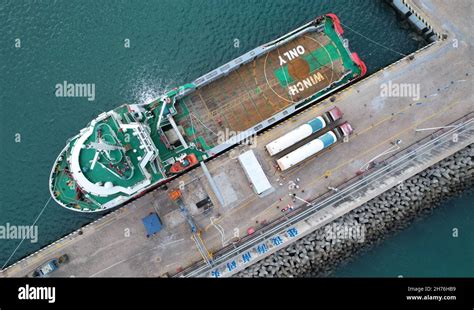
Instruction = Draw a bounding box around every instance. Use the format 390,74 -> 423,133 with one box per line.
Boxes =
175,17 -> 360,150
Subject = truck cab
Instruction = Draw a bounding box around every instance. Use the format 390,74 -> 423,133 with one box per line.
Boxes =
322,106 -> 343,124
334,122 -> 354,139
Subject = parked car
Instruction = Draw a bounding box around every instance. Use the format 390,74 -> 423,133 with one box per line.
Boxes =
32,254 -> 69,277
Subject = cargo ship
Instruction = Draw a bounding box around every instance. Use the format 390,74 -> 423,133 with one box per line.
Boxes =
49,13 -> 367,212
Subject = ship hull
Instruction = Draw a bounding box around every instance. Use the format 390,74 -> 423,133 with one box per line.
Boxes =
50,13 -> 366,212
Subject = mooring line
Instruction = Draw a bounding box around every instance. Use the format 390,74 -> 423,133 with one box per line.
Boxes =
1,197 -> 52,270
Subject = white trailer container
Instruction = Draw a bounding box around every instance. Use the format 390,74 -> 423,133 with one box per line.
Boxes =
238,150 -> 273,196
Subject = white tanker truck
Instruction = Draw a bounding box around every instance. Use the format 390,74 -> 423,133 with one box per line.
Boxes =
265,106 -> 343,156
276,122 -> 353,171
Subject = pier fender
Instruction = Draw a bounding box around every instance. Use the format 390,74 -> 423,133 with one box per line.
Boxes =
351,52 -> 367,77
326,13 -> 344,35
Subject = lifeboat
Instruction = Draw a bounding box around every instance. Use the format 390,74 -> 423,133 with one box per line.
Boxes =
169,153 -> 199,174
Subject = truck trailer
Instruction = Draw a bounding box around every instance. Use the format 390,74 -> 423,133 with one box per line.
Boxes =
276,122 -> 353,171
265,106 -> 343,156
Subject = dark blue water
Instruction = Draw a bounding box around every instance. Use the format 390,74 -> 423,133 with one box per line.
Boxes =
1,0 -> 456,272
333,191 -> 474,277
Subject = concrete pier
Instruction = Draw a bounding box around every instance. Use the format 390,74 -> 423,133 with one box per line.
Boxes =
1,0 -> 472,278
236,144 -> 473,277
186,118 -> 473,277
